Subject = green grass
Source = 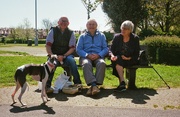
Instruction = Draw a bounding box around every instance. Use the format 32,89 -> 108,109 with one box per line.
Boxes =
0,53 -> 180,89
0,44 -> 179,89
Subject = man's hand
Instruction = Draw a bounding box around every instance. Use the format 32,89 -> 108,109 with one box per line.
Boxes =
87,54 -> 100,61
57,55 -> 64,64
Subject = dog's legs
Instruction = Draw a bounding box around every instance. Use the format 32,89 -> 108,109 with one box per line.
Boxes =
18,82 -> 28,106
41,79 -> 50,103
11,81 -> 21,104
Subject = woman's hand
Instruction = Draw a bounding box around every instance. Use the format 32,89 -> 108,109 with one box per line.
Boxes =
121,55 -> 131,60
111,55 -> 118,61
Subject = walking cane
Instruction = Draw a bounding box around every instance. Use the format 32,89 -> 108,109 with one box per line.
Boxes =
152,67 -> 170,89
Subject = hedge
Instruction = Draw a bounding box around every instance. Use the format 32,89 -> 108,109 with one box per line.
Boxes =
143,36 -> 180,65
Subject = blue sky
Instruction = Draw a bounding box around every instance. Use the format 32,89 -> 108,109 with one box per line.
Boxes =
0,0 -> 110,31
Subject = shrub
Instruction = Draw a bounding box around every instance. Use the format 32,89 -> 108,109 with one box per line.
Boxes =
143,36 -> 180,48
138,29 -> 156,40
143,36 -> 180,65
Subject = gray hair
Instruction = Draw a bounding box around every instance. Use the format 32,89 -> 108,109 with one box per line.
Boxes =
120,20 -> 134,32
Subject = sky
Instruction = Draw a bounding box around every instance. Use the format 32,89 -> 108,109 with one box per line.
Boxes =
0,0 -> 111,31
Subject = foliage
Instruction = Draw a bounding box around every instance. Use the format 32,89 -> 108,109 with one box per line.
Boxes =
138,29 -> 157,40
5,38 -> 46,44
103,31 -> 114,43
42,18 -> 53,35
145,0 -> 180,34
143,35 -> 180,48
75,33 -> 80,41
8,18 -> 35,43
142,36 -> 180,65
81,0 -> 102,19
102,0 -> 146,33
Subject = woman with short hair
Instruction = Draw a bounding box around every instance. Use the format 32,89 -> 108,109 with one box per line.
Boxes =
110,20 -> 140,92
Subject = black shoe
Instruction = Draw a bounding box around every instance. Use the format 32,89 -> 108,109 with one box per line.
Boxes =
114,82 -> 126,92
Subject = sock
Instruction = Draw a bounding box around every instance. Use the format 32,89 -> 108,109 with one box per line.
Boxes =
91,82 -> 97,86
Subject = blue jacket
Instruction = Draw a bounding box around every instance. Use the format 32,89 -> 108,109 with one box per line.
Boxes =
76,30 -> 108,58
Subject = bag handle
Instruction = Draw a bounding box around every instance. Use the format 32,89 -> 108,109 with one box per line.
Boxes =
63,70 -> 67,76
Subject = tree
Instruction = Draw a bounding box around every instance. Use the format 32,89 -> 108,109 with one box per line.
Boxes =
8,28 -> 18,43
81,0 -> 102,19
147,0 -> 180,34
102,0 -> 146,33
23,18 -> 34,40
42,18 -> 52,34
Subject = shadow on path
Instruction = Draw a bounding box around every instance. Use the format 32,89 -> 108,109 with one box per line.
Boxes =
113,88 -> 158,104
9,103 -> 55,114
42,87 -> 158,105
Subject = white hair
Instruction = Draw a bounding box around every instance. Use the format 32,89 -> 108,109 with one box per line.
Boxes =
120,20 -> 134,32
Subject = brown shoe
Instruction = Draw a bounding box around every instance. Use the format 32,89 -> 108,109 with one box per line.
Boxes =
74,84 -> 83,92
46,87 -> 54,94
91,86 -> 100,95
86,87 -> 92,96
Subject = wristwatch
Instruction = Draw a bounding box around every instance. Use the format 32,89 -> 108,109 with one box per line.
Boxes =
63,55 -> 66,59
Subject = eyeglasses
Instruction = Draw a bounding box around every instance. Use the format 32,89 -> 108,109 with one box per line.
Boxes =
61,20 -> 68,23
121,28 -> 129,30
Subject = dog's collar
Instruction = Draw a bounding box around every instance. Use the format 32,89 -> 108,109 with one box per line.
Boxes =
47,62 -> 54,68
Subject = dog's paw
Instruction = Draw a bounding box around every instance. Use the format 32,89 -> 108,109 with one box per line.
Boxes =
21,103 -> 27,107
10,101 -> 17,106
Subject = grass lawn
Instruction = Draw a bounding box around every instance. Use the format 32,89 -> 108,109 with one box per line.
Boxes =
0,44 -> 179,89
0,52 -> 180,89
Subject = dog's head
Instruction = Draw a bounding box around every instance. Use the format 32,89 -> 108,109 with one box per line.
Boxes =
49,55 -> 58,64
48,55 -> 58,67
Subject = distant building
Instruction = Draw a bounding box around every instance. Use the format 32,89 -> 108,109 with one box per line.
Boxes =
0,27 -> 84,38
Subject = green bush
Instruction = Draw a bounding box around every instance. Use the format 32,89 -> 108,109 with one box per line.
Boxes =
138,29 -> 156,40
5,38 -> 46,44
103,31 -> 114,43
143,36 -> 180,65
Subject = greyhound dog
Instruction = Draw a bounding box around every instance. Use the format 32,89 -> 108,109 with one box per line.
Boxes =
11,55 -> 57,106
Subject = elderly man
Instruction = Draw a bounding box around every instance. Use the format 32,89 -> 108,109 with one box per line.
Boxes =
76,19 -> 108,96
45,16 -> 82,93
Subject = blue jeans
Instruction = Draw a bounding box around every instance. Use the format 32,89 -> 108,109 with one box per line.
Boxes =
46,55 -> 81,88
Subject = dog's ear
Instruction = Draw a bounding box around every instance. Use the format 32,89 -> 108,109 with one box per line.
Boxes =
50,55 -> 57,59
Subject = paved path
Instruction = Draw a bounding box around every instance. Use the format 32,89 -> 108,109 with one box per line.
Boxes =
0,46 -> 47,56
0,86 -> 179,117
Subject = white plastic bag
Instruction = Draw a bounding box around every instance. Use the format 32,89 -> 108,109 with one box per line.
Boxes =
53,71 -> 69,93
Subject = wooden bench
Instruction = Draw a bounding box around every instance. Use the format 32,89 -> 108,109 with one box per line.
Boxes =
60,45 -> 170,89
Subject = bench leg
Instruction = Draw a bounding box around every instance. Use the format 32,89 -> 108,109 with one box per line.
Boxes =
126,68 -> 137,89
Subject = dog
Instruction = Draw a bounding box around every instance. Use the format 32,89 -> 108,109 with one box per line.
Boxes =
11,55 -> 57,106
